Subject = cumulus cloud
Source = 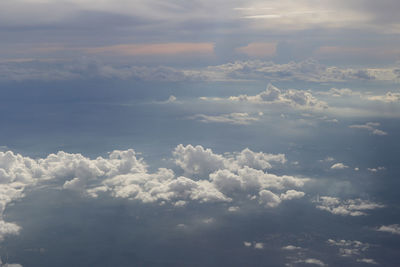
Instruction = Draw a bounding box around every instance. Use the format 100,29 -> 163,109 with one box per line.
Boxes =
229,84 -> 328,110
330,163 -> 349,169
349,122 -> 387,136
0,145 -> 310,241
189,112 -> 260,125
315,197 -> 384,216
280,190 -> 305,200
201,84 -> 328,111
376,224 -> 400,235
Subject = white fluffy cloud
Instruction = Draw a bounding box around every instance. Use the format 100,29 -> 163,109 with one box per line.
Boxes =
202,84 -> 328,110
0,145 -> 310,241
315,197 -> 384,216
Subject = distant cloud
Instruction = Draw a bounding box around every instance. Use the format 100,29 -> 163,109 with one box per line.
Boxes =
377,224 -> 400,235
282,245 -> 302,250
201,84 -> 328,111
293,258 -> 326,266
327,239 -> 370,257
189,112 -> 260,125
1,58 -> 396,83
357,258 -> 379,265
315,197 -> 384,216
330,163 -> 348,169
244,241 -> 264,249
367,166 -> 386,172
366,92 -> 400,103
349,122 -> 387,136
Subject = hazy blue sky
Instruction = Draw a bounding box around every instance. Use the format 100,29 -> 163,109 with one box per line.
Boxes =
0,1 -> 400,266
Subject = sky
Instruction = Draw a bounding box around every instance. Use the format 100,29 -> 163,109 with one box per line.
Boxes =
0,0 -> 400,266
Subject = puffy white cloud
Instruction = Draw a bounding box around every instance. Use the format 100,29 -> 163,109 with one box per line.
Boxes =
349,122 -> 387,136
377,224 -> 400,235
0,144 -> 311,242
259,190 -> 281,208
173,144 -> 286,177
221,84 -> 328,110
330,163 -> 349,169
0,221 -> 21,241
280,190 -> 305,201
315,197 -> 384,216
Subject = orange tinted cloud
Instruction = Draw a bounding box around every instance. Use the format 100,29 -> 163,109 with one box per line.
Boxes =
236,42 -> 276,57
86,43 -> 214,56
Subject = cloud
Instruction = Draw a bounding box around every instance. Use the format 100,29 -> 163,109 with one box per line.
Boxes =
1,58 -> 396,83
189,112 -> 260,125
202,84 -> 328,111
377,224 -> 400,235
315,197 -> 384,216
366,92 -> 400,103
349,122 -> 387,136
204,59 -> 381,82
280,190 -> 305,200
0,145 -> 309,242
357,258 -> 378,265
367,166 -> 386,172
327,239 -> 370,257
282,245 -> 302,250
294,258 -> 326,266
330,163 -> 348,169
244,241 -> 264,249
259,190 -> 281,208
